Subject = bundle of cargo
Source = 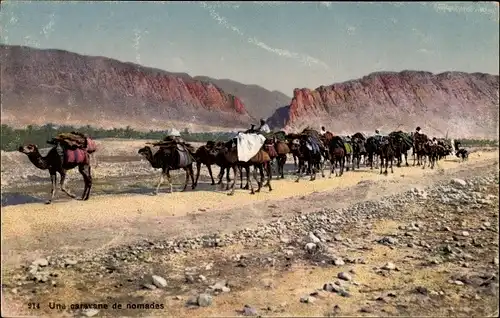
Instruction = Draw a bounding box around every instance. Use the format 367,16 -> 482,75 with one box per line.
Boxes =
47,131 -> 97,153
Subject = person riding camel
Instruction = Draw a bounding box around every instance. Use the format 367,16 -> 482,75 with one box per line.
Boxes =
165,128 -> 184,143
320,126 -> 327,136
432,137 -> 438,145
258,119 -> 271,133
247,124 -> 257,133
415,126 -> 423,135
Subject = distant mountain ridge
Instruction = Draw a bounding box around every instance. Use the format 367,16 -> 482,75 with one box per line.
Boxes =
0,44 -> 287,130
268,70 -> 499,139
193,76 -> 291,120
1,45 -> 498,138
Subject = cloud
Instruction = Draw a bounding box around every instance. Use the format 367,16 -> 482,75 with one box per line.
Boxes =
418,48 -> 433,54
346,25 -> 356,34
132,28 -> 148,64
41,12 -> 56,39
199,2 -> 330,70
422,2 -> 499,21
319,2 -> 332,8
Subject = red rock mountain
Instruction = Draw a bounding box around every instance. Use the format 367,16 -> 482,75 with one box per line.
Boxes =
0,44 -> 263,130
269,71 -> 499,139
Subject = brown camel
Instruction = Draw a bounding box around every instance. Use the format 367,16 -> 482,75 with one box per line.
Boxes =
192,141 -> 227,187
328,136 -> 346,177
138,144 -> 195,194
273,139 -> 290,179
214,140 -> 272,195
18,144 -> 93,204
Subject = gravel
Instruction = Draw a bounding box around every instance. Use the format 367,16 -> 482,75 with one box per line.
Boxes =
7,172 -> 499,316
19,174 -> 498,269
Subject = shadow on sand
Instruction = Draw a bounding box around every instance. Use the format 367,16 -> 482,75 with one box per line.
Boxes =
1,192 -> 46,207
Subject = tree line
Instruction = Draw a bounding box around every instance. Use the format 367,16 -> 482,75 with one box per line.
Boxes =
0,123 -> 497,152
0,124 -> 236,151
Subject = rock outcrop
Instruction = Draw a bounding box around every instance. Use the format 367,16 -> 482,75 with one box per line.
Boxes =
0,44 -> 253,130
193,76 -> 291,120
269,71 -> 499,139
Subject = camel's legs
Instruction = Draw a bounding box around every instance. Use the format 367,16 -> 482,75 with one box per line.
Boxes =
155,172 -> 165,195
166,170 -> 173,193
319,155 -> 325,178
206,164 -> 215,185
190,166 -> 196,189
266,162 -> 272,191
239,165 -> 244,189
329,157 -> 334,178
295,159 -> 305,182
252,165 -> 261,194
225,167 -> 231,191
242,166 -> 250,190
59,171 -> 77,199
379,157 -> 384,174
46,172 -> 57,204
228,165 -> 238,195
182,167 -> 190,191
260,164 -> 267,187
194,162 -> 202,187
309,160 -> 316,181
79,164 -> 92,200
216,166 -> 224,185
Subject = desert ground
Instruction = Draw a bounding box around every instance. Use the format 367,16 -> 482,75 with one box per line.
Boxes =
1,138 -> 499,317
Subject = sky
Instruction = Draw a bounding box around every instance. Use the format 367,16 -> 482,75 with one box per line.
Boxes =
0,1 -> 498,95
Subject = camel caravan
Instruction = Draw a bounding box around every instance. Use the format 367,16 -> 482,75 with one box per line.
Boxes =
17,122 -> 468,204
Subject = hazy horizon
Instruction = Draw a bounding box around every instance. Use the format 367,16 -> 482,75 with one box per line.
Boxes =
1,1 -> 498,95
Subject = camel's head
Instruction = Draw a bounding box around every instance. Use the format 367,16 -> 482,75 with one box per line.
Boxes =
18,144 -> 38,155
207,143 -> 220,156
137,146 -> 152,158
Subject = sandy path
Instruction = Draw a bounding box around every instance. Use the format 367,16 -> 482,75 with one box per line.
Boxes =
2,151 -> 498,267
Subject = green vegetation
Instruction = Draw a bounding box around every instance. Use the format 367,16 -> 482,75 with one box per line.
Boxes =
1,124 -> 498,152
458,139 -> 499,148
0,124 -> 236,151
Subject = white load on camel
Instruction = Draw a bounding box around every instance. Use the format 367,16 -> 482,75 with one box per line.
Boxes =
236,132 -> 266,162
166,128 -> 181,137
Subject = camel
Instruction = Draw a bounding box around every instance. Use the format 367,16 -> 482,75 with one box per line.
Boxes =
456,148 -> 469,162
328,136 -> 346,177
213,140 -> 272,195
294,134 -> 325,182
413,135 -> 440,169
379,135 -> 396,175
193,141 -> 227,187
412,133 -> 439,169
273,139 -> 290,179
413,133 -> 428,166
138,144 -> 195,194
454,140 -> 469,162
340,136 -> 353,172
18,144 -> 92,204
351,133 -> 367,170
285,133 -> 302,171
365,136 -> 380,170
389,131 -> 412,167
